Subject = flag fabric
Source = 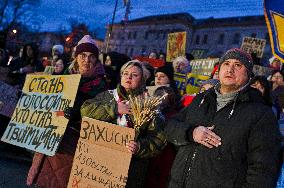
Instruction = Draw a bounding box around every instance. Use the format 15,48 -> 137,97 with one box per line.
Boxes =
264,0 -> 284,62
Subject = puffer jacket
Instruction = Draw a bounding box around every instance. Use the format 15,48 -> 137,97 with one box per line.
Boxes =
81,89 -> 167,187
164,87 -> 281,188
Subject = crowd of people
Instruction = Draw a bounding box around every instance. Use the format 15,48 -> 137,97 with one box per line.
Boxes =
0,34 -> 284,188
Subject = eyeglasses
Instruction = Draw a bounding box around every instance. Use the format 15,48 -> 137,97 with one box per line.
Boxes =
272,75 -> 283,79
78,53 -> 96,62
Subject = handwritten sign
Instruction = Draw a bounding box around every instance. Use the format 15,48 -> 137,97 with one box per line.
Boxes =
68,117 -> 135,188
0,81 -> 19,117
174,73 -> 209,95
240,37 -> 266,58
1,74 -> 81,156
190,58 -> 219,76
191,49 -> 207,59
253,65 -> 273,77
166,32 -> 187,62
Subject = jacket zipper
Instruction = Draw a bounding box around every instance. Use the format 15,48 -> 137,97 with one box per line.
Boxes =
183,147 -> 198,187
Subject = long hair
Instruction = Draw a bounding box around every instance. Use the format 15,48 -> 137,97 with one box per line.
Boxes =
250,76 -> 273,106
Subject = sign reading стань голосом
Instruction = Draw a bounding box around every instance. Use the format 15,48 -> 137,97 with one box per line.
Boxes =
1,74 -> 81,156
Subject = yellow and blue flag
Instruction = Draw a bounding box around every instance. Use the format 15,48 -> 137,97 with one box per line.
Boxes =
264,0 -> 284,62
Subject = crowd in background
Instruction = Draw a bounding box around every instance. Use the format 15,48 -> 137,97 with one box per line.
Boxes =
0,34 -> 284,188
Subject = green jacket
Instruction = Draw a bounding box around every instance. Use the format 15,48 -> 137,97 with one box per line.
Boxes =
81,89 -> 167,158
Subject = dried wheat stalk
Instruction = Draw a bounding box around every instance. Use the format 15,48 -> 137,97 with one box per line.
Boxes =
129,94 -> 167,132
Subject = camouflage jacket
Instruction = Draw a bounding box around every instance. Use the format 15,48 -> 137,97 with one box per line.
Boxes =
81,89 -> 167,158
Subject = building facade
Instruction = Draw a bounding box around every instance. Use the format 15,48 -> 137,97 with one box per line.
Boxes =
106,13 -> 272,64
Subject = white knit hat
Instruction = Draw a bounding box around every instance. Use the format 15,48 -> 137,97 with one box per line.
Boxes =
52,45 -> 64,54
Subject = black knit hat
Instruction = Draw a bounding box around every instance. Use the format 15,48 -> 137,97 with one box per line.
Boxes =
75,35 -> 99,58
219,48 -> 253,77
155,65 -> 174,81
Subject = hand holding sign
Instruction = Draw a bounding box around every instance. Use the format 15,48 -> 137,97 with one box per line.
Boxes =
126,141 -> 140,154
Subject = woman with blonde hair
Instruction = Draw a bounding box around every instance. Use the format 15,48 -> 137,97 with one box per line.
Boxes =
81,60 -> 166,188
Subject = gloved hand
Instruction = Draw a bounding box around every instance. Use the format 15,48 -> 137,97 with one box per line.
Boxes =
63,107 -> 74,120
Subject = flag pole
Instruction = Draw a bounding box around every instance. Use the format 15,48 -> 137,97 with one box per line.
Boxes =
105,0 -> 118,53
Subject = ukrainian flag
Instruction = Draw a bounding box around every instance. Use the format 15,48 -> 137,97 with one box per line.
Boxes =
264,0 -> 284,62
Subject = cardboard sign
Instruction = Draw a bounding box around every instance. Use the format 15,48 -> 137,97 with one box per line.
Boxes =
190,58 -> 219,76
166,32 -> 187,62
68,117 -> 135,188
240,37 -> 266,58
1,74 -> 81,156
0,81 -> 19,117
264,0 -> 284,62
174,73 -> 209,95
191,49 -> 207,59
253,65 -> 273,77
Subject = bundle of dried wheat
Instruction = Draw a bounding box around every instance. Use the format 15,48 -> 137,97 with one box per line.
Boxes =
129,94 -> 167,132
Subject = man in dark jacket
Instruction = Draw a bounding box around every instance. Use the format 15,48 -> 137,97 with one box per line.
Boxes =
165,48 -> 281,188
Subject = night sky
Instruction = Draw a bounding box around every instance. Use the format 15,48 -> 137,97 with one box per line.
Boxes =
28,0 -> 264,38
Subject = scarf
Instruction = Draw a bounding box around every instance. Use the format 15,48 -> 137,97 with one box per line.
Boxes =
79,76 -> 106,97
215,85 -> 238,111
214,82 -> 250,112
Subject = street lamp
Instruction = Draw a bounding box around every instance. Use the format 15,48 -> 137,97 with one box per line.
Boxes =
12,29 -> 17,34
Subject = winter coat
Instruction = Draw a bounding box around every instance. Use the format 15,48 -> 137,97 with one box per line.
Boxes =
8,57 -> 43,87
271,86 -> 284,119
33,76 -> 107,188
80,87 -> 167,188
164,87 -> 281,188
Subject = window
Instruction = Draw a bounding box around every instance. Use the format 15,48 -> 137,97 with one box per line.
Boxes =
133,31 -> 137,39
156,30 -> 162,40
163,31 -> 167,39
128,32 -> 131,39
117,32 -> 121,39
130,48 -> 134,57
125,48 -> 128,54
218,33 -> 224,45
144,31 -> 149,39
251,33 -> 256,38
110,33 -> 115,39
141,47 -> 146,55
202,34 -> 208,44
233,33 -> 240,44
195,35 -> 200,44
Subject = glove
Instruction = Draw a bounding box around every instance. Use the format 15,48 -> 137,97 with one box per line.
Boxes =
63,107 -> 74,120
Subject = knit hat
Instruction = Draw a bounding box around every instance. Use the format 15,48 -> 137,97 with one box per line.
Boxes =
219,48 -> 253,77
52,45 -> 64,54
269,56 -> 277,64
75,35 -> 99,58
200,79 -> 220,88
155,65 -> 174,81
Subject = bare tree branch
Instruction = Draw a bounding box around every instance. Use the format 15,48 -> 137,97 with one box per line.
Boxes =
0,0 -> 40,32
0,0 -> 9,27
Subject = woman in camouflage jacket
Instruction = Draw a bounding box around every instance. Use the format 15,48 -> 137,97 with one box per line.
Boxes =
81,60 -> 167,188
